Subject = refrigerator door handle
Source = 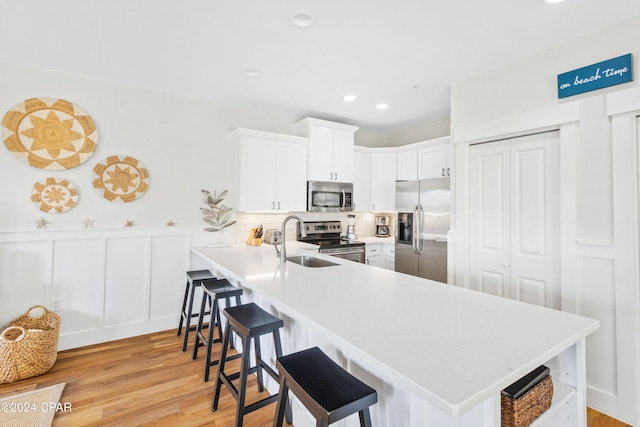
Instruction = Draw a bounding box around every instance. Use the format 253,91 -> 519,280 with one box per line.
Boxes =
416,205 -> 424,255
412,205 -> 419,254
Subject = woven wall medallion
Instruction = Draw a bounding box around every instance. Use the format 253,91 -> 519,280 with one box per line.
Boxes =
2,98 -> 98,170
92,155 -> 149,202
31,177 -> 78,213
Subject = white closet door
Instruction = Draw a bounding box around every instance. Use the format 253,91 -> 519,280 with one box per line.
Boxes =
469,132 -> 560,308
509,132 -> 560,308
469,139 -> 511,298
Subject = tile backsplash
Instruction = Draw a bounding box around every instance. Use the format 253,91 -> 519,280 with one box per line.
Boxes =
230,211 -> 396,245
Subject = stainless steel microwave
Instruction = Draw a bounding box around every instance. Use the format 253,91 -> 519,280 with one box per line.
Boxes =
307,181 -> 354,212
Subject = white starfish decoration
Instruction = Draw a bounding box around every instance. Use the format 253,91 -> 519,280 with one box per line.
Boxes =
125,220 -> 135,227
166,220 -> 176,226
35,216 -> 50,229
82,217 -> 96,228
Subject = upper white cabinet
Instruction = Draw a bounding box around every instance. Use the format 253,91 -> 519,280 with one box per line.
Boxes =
418,137 -> 452,179
231,128 -> 308,212
353,147 -> 372,211
294,118 -> 359,183
396,149 -> 418,181
371,149 -> 397,211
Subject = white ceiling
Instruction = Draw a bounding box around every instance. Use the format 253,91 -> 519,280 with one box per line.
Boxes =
2,0 -> 640,134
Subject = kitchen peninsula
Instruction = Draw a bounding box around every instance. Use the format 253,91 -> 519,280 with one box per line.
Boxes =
191,244 -> 599,426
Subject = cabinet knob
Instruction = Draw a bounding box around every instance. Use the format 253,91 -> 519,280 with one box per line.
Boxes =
503,262 -> 510,268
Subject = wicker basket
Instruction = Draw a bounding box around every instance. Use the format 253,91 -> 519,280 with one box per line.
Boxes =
501,375 -> 553,427
0,305 -> 61,384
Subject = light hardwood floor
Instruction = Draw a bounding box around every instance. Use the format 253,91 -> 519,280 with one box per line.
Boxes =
0,329 -> 631,426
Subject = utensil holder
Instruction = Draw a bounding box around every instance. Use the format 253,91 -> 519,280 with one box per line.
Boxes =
247,228 -> 262,246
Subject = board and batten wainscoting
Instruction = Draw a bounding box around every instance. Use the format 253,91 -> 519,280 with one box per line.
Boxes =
0,227 -> 220,351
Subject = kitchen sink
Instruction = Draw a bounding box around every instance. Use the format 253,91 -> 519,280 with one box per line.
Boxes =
286,255 -> 339,268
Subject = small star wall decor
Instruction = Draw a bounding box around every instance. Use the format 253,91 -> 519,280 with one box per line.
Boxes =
125,220 -> 135,227
34,216 -> 50,229
166,220 -> 176,227
82,217 -> 96,228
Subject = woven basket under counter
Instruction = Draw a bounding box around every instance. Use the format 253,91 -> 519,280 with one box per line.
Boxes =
501,375 -> 553,427
0,305 -> 61,384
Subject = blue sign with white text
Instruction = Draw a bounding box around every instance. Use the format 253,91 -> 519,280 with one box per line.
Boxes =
557,53 -> 633,98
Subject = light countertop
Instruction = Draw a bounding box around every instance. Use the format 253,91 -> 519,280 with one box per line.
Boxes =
357,236 -> 394,244
191,243 -> 598,417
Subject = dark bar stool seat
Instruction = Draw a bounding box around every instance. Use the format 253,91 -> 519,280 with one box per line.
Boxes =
211,302 -> 291,427
177,270 -> 216,352
192,278 -> 243,382
273,346 -> 378,427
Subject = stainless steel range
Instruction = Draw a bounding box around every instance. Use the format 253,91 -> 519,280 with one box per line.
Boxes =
297,221 -> 365,263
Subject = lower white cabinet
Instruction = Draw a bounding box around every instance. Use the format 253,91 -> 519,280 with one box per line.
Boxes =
366,243 -> 395,270
365,244 -> 385,268
385,244 -> 395,271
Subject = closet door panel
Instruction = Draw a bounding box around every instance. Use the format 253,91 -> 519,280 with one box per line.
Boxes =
469,140 -> 511,297
510,132 -> 560,309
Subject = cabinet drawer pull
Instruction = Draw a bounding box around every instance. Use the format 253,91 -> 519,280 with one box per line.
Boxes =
442,168 -> 445,176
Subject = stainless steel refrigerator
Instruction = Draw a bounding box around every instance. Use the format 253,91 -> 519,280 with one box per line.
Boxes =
395,178 -> 450,283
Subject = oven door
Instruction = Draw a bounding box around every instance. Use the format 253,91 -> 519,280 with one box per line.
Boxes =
307,181 -> 354,212
320,247 -> 365,263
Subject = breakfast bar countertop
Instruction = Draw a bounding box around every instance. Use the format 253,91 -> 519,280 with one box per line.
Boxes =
191,243 -> 599,419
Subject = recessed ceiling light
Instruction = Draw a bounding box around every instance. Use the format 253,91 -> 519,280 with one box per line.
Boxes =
542,0 -> 564,4
244,69 -> 262,77
289,10 -> 316,28
342,95 -> 357,102
376,103 -> 389,110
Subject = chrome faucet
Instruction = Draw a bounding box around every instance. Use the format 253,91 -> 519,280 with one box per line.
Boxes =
277,215 -> 306,263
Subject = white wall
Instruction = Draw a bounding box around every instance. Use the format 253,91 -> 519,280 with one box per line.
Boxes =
450,15 -> 640,426
0,62 -> 304,232
451,15 -> 640,129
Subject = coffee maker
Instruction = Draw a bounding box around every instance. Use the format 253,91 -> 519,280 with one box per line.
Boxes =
375,215 -> 391,237
346,215 -> 357,240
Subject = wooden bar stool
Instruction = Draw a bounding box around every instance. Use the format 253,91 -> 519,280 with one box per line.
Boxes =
211,302 -> 291,427
177,270 -> 216,352
273,346 -> 378,427
192,278 -> 243,382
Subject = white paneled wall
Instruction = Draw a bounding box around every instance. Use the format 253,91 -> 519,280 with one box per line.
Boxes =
0,228 -> 214,350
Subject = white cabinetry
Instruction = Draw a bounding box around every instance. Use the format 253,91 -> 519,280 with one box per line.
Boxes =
231,128 -> 308,212
418,138 -> 452,179
385,244 -> 395,270
396,149 -> 418,181
370,149 -> 397,211
294,118 -> 359,183
353,147 -> 372,211
365,244 -> 384,268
